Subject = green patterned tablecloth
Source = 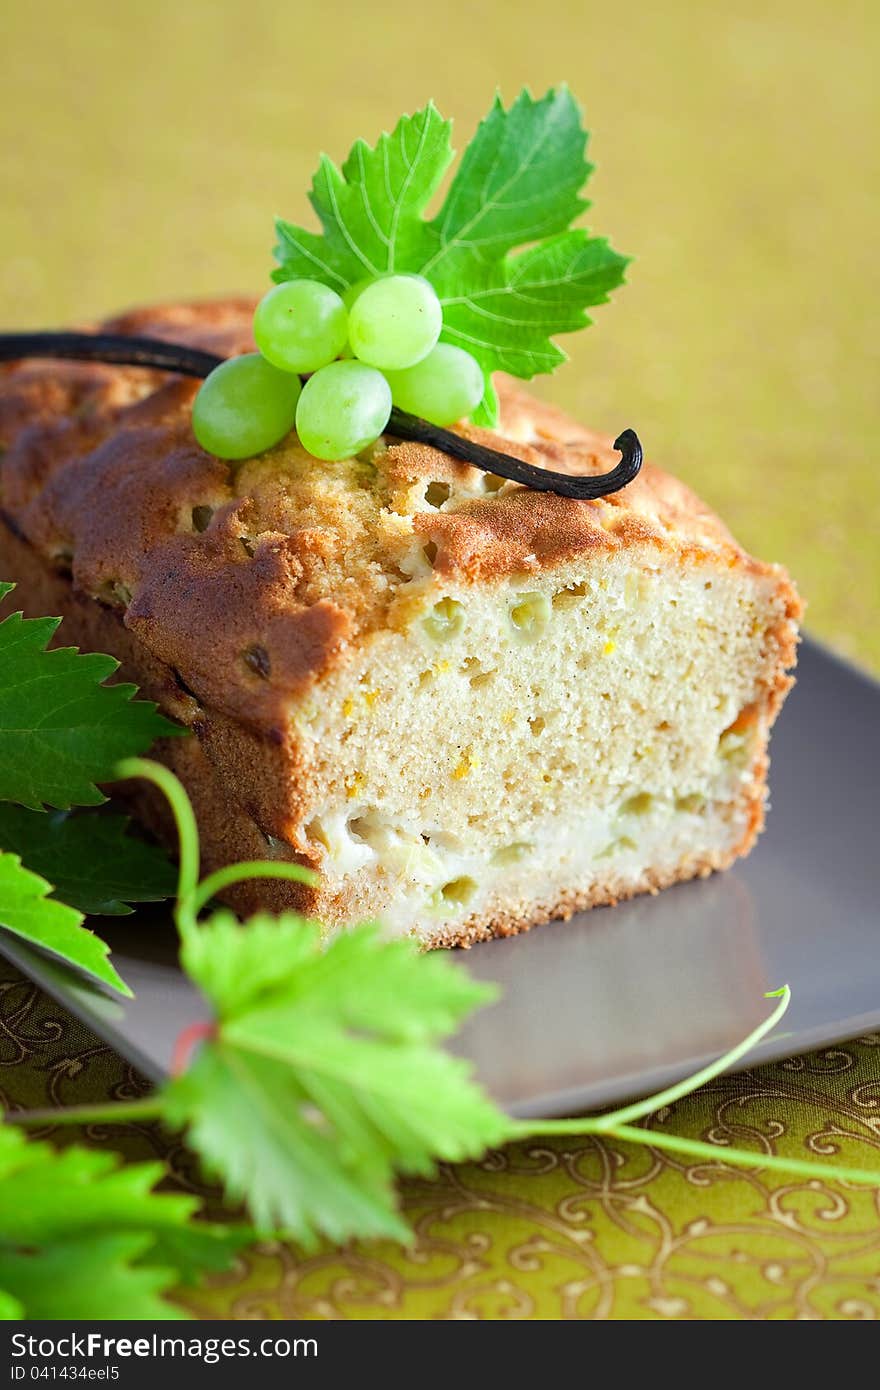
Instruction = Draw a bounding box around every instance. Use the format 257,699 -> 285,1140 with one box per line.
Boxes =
3,959 -> 878,1320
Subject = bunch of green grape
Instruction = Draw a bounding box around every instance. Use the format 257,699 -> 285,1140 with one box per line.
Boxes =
192,275 -> 484,463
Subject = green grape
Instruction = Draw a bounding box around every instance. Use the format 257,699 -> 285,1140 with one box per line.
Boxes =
295,360 -> 392,461
337,280 -> 375,357
385,343 -> 484,425
342,277 -> 373,311
348,274 -> 442,370
253,280 -> 348,374
192,354 -> 301,461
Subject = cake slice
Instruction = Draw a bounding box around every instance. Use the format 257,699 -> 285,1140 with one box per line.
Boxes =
0,299 -> 802,945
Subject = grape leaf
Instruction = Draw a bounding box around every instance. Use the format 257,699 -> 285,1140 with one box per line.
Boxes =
162,914 -> 509,1248
0,851 -> 131,995
436,231 -> 629,418
272,87 -> 628,426
0,594 -> 181,811
274,102 -> 452,287
0,1234 -> 183,1321
0,1124 -> 247,1319
424,87 -> 592,271
147,1222 -> 252,1288
0,1290 -> 22,1319
0,805 -> 176,916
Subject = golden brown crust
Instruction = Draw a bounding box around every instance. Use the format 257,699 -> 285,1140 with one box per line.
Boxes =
0,296 -> 802,937
0,519 -> 774,940
0,297 -> 801,735
0,523 -> 323,883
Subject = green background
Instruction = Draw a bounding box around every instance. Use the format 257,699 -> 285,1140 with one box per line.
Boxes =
2,0 -> 878,668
